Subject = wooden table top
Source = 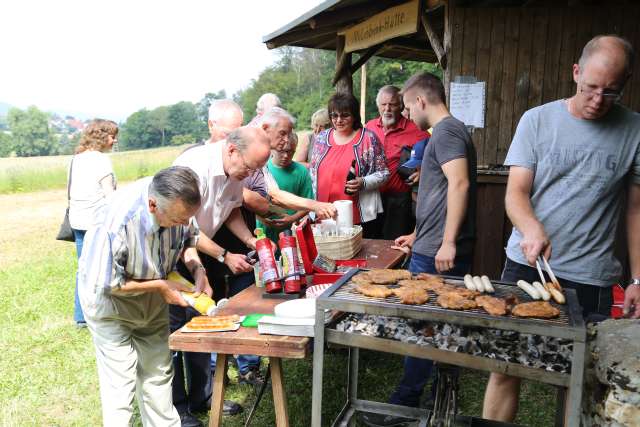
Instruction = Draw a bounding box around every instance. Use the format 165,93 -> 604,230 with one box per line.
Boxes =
168,239 -> 405,358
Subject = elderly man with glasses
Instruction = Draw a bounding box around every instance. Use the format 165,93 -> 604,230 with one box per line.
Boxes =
170,126 -> 271,427
481,35 -> 640,424
77,166 -> 207,427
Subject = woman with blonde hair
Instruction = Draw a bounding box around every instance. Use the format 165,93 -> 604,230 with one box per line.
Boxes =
294,108 -> 331,167
68,119 -> 118,327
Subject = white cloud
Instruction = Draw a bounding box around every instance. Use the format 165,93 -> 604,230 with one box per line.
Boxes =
0,0 -> 322,120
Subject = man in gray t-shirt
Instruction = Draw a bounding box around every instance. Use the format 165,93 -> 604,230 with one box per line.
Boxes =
483,35 -> 640,424
362,72 -> 477,427
414,116 -> 476,259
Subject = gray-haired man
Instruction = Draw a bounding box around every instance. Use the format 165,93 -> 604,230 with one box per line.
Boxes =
78,166 -> 208,427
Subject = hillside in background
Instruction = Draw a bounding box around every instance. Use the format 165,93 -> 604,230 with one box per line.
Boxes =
1,48 -> 441,156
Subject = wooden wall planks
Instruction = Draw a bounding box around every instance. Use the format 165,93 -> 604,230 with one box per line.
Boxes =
447,5 -> 640,165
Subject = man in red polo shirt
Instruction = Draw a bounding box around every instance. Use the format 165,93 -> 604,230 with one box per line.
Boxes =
366,85 -> 430,239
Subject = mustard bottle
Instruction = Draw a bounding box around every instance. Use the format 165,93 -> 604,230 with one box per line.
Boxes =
167,271 -> 222,316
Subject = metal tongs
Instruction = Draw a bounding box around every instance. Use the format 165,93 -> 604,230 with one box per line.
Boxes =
534,255 -> 566,304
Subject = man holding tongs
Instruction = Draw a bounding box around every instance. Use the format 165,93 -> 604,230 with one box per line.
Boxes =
482,35 -> 640,423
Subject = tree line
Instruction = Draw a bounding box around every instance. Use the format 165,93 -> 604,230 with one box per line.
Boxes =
1,48 -> 441,156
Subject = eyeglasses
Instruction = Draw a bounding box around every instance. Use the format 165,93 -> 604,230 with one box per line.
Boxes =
330,112 -> 352,120
579,85 -> 623,102
237,151 -> 257,173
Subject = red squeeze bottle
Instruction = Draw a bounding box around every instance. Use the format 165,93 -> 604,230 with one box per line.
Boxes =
278,229 -> 304,294
255,228 -> 282,293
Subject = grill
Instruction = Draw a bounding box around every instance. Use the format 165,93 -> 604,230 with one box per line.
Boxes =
311,269 -> 587,427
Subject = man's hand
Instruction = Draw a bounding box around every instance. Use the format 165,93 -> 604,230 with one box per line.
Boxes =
519,225 -> 551,266
394,232 -> 416,248
345,177 -> 364,195
193,268 -> 213,298
312,201 -> 337,220
624,284 -> 640,318
162,281 -> 190,306
435,241 -> 456,273
406,170 -> 420,186
225,252 -> 253,274
271,214 -> 298,229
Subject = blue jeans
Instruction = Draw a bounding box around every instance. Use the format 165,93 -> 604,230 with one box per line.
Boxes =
389,251 -> 471,407
211,272 -> 261,374
72,229 -> 86,324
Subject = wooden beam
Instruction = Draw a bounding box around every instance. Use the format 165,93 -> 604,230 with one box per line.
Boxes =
309,3 -> 393,30
334,36 -> 353,94
421,13 -> 447,69
443,1 -> 452,98
266,24 -> 344,49
350,44 -> 382,74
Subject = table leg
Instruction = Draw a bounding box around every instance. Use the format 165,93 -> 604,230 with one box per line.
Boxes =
270,357 -> 289,427
209,353 -> 229,427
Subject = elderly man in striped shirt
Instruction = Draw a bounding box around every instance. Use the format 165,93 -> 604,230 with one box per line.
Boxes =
78,166 -> 209,427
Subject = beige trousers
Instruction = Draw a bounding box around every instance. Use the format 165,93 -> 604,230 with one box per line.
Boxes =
85,292 -> 180,427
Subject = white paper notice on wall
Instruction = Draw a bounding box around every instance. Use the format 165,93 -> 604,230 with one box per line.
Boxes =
449,82 -> 486,128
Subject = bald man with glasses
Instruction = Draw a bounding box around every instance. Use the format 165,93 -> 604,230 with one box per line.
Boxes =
482,34 -> 640,424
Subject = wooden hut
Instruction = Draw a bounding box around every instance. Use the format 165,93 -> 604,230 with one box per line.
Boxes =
264,0 -> 640,277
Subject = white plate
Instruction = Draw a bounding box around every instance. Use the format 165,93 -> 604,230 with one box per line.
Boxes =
181,323 -> 240,333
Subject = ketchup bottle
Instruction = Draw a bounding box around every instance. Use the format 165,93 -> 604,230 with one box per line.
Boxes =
278,229 -> 304,294
255,228 -> 282,293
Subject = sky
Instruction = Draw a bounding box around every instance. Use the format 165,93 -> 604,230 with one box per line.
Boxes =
0,0 -> 323,121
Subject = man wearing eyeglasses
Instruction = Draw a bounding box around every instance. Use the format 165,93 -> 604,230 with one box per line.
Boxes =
170,126 -> 271,427
482,35 -> 640,424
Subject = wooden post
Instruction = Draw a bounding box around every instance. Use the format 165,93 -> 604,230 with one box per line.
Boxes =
443,1 -> 452,100
335,35 -> 353,94
360,63 -> 367,121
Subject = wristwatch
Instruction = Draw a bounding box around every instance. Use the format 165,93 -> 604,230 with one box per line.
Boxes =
216,249 -> 228,263
629,278 -> 640,287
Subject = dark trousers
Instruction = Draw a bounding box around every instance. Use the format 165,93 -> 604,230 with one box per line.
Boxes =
502,258 -> 613,319
380,191 -> 416,240
389,251 -> 472,407
170,303 -> 212,414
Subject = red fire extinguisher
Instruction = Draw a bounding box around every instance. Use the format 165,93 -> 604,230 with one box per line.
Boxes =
278,229 -> 304,294
255,228 -> 282,293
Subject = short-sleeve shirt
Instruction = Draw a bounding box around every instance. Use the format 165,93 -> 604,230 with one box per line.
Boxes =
256,159 -> 314,242
69,150 -> 115,230
78,177 -> 199,319
173,142 -> 244,238
505,100 -> 640,286
366,116 -> 430,194
413,116 -> 477,258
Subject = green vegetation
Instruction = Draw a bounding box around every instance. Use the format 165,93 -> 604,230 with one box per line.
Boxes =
0,145 -> 188,194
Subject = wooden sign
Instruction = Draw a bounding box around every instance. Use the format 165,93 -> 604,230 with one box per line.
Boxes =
340,0 -> 420,53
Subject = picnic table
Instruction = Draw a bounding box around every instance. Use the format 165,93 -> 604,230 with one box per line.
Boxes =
168,239 -> 405,427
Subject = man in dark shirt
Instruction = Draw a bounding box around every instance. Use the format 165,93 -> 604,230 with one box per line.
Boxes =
362,72 -> 476,427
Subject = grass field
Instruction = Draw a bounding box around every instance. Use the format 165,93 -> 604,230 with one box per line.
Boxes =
0,145 -> 189,194
0,174 -> 557,426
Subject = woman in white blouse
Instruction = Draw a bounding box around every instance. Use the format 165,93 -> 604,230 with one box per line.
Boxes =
68,119 -> 118,326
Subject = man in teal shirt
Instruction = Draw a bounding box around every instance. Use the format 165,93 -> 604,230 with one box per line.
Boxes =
257,132 -> 314,242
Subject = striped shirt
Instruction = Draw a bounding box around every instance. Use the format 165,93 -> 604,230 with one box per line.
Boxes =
77,177 -> 199,318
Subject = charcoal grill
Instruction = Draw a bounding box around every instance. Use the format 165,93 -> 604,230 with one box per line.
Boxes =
311,269 -> 587,427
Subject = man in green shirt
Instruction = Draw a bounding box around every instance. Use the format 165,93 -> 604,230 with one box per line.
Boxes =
257,132 -> 314,243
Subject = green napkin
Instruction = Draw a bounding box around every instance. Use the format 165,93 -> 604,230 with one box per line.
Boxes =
241,313 -> 271,328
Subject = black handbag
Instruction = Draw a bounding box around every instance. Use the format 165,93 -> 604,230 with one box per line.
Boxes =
56,157 -> 75,242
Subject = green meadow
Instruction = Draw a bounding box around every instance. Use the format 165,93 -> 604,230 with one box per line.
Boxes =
0,145 -> 189,194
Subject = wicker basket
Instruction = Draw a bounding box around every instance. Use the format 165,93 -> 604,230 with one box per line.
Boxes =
313,225 -> 363,260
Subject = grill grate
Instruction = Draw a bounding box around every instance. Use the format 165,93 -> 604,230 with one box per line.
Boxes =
331,278 -> 572,326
